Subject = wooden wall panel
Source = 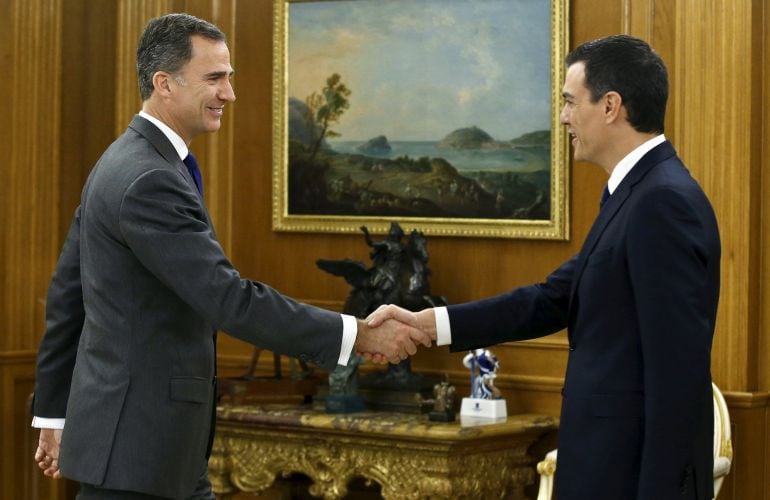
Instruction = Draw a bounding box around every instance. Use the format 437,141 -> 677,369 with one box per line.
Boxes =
4,0 -> 769,498
1,355 -> 77,500
760,1 -> 770,493
760,0 -> 770,396
672,0 -> 763,393
115,0 -> 172,134
717,392 -> 770,500
60,0 -> 119,233
0,0 -> 62,352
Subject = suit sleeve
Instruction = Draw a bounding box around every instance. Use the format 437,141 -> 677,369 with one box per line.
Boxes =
33,207 -> 85,418
626,187 -> 716,496
118,168 -> 344,370
447,255 -> 576,351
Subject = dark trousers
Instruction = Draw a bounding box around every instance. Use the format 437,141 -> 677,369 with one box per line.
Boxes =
76,463 -> 214,500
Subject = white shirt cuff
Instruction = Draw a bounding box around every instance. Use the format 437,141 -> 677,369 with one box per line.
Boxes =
338,314 -> 357,366
434,306 -> 452,346
31,416 -> 65,429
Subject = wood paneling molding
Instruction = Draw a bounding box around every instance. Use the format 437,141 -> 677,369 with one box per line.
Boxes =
623,0 -> 654,40
0,351 -> 38,365
723,390 -> 770,409
760,0 -> 770,394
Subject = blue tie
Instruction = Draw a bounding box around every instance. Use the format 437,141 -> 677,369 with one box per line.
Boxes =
183,152 -> 203,197
600,185 -> 610,208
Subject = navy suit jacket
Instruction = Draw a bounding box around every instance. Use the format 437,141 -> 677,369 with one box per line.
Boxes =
34,116 -> 345,498
448,141 -> 720,500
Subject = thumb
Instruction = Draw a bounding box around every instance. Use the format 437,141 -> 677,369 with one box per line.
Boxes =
365,304 -> 389,326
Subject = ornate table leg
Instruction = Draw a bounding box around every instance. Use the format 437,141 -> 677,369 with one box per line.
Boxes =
208,435 -> 238,498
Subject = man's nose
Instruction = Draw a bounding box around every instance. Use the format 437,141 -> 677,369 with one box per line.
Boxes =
220,81 -> 236,102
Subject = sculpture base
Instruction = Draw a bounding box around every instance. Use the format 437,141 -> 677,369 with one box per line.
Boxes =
460,397 -> 507,426
325,394 -> 366,414
356,387 -> 433,413
428,410 -> 456,422
358,367 -> 439,413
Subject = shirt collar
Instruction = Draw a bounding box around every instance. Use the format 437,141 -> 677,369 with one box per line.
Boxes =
138,111 -> 188,161
607,134 -> 666,194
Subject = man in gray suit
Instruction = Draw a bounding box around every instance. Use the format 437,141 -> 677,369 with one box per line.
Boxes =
32,13 -> 429,499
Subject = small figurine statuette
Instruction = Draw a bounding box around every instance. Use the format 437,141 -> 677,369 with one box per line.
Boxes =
428,380 -> 456,422
462,348 -> 502,400
460,348 -> 507,422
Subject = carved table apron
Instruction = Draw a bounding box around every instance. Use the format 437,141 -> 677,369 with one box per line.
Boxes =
209,404 -> 557,499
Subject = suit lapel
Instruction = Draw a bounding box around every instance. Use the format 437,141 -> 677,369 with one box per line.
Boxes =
129,115 -> 182,167
568,141 -> 678,310
127,115 -> 213,225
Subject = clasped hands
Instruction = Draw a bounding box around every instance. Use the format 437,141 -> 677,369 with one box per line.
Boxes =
353,305 -> 437,364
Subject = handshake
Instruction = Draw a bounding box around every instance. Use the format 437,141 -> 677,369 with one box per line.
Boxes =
352,305 -> 438,364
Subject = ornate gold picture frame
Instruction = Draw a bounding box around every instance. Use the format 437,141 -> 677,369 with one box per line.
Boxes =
273,0 -> 569,239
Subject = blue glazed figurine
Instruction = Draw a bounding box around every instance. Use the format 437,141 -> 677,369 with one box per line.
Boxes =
462,348 -> 502,400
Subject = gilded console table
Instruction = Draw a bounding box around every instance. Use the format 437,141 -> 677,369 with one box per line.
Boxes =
209,404 -> 558,499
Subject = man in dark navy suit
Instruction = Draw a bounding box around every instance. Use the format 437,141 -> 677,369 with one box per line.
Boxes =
368,35 -> 720,500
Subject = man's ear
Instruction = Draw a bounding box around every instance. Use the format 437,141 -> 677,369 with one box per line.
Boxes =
151,71 -> 173,97
604,91 -> 623,124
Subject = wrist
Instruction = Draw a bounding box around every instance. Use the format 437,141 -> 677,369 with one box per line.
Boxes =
417,309 -> 438,342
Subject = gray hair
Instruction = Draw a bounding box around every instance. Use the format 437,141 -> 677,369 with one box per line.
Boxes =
136,13 -> 226,101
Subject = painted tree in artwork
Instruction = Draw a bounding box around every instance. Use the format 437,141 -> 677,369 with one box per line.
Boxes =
305,73 -> 351,162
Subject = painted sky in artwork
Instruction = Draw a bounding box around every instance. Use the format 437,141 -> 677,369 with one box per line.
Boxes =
288,0 -> 552,142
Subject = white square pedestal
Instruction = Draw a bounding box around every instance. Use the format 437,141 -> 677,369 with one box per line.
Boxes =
460,397 -> 507,426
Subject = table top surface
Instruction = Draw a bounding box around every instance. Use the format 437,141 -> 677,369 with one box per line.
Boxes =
217,403 -> 558,440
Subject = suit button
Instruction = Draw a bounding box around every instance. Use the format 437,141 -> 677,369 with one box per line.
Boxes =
569,343 -> 576,351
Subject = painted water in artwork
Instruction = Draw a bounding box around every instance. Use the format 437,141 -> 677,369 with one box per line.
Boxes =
286,0 -> 552,220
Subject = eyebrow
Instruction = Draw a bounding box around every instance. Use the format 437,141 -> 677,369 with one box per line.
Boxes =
205,70 -> 235,79
562,91 -> 574,99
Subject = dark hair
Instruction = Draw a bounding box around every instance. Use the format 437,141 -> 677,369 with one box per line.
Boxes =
565,34 -> 668,133
136,13 -> 226,101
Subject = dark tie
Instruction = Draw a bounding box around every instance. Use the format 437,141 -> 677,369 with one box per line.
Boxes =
183,152 -> 204,197
600,185 -> 610,208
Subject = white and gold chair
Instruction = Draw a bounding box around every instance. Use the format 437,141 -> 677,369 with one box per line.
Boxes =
711,382 -> 733,497
535,383 -> 733,500
535,448 -> 557,500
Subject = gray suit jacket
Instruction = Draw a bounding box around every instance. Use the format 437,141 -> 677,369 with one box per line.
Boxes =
33,115 -> 344,498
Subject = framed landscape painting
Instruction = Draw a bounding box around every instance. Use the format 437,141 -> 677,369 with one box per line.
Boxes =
272,0 -> 569,239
